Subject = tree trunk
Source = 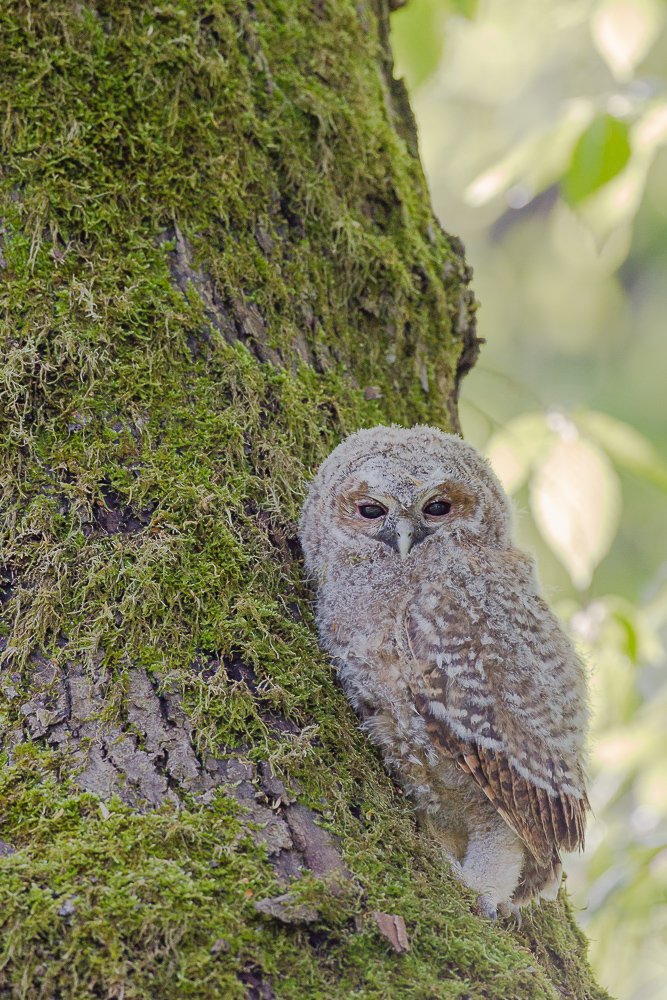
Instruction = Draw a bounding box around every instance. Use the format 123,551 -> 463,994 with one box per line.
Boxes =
0,2 -> 607,998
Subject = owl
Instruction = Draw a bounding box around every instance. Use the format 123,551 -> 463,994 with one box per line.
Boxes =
299,424 -> 589,921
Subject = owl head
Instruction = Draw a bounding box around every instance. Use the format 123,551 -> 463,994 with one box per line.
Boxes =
299,424 -> 512,575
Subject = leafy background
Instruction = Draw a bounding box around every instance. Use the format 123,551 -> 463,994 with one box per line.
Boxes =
390,2 -> 667,998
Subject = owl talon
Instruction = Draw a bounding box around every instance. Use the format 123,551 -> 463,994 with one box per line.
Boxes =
476,893 -> 498,922
497,900 -> 522,928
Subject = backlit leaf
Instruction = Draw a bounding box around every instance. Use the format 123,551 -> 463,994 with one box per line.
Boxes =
485,412 -> 554,494
592,0 -> 664,81
530,437 -> 622,589
575,410 -> 667,491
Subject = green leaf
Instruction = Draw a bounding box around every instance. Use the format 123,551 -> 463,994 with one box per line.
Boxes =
574,102 -> 667,240
465,99 -> 595,207
562,114 -> 631,204
390,0 -> 447,91
391,0 -> 477,92
450,0 -> 478,14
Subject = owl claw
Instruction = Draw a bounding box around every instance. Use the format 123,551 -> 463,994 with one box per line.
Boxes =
476,893 -> 498,922
477,896 -> 522,927
495,900 -> 523,928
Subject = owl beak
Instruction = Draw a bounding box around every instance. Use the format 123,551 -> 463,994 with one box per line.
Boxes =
395,518 -> 414,559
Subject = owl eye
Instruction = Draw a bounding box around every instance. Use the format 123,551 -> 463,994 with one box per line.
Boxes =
423,499 -> 452,517
357,503 -> 387,520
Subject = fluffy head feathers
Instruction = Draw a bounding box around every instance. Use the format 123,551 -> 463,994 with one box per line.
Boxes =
300,425 -> 512,576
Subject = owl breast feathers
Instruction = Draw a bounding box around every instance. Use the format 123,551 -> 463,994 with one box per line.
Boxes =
299,424 -> 589,919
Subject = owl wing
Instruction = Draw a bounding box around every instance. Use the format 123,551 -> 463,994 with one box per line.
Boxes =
405,588 -> 588,866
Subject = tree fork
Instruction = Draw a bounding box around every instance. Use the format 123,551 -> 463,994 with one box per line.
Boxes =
0,2 -> 605,997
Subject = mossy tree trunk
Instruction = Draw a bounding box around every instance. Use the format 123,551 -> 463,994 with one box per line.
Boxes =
0,2 -> 607,998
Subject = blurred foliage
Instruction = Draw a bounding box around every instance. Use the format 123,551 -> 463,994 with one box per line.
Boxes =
391,1 -> 667,998
562,113 -> 631,204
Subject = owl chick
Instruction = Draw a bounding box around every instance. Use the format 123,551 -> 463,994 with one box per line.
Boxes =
299,424 -> 589,920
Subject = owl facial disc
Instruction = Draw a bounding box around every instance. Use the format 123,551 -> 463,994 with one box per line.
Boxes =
299,424 -> 516,580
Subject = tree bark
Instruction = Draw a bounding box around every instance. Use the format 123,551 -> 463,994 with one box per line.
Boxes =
0,2 -> 606,998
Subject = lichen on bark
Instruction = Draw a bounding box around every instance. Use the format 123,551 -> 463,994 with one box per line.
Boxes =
0,1 -> 605,997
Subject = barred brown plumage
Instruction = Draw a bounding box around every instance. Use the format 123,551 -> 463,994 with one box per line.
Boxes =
415,695 -> 589,858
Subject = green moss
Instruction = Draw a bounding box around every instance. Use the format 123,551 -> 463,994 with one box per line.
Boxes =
0,742 -> 605,1000
0,1 -> 604,997
0,0 -> 463,434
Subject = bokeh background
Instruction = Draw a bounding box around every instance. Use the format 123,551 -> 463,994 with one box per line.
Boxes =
390,1 -> 667,997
